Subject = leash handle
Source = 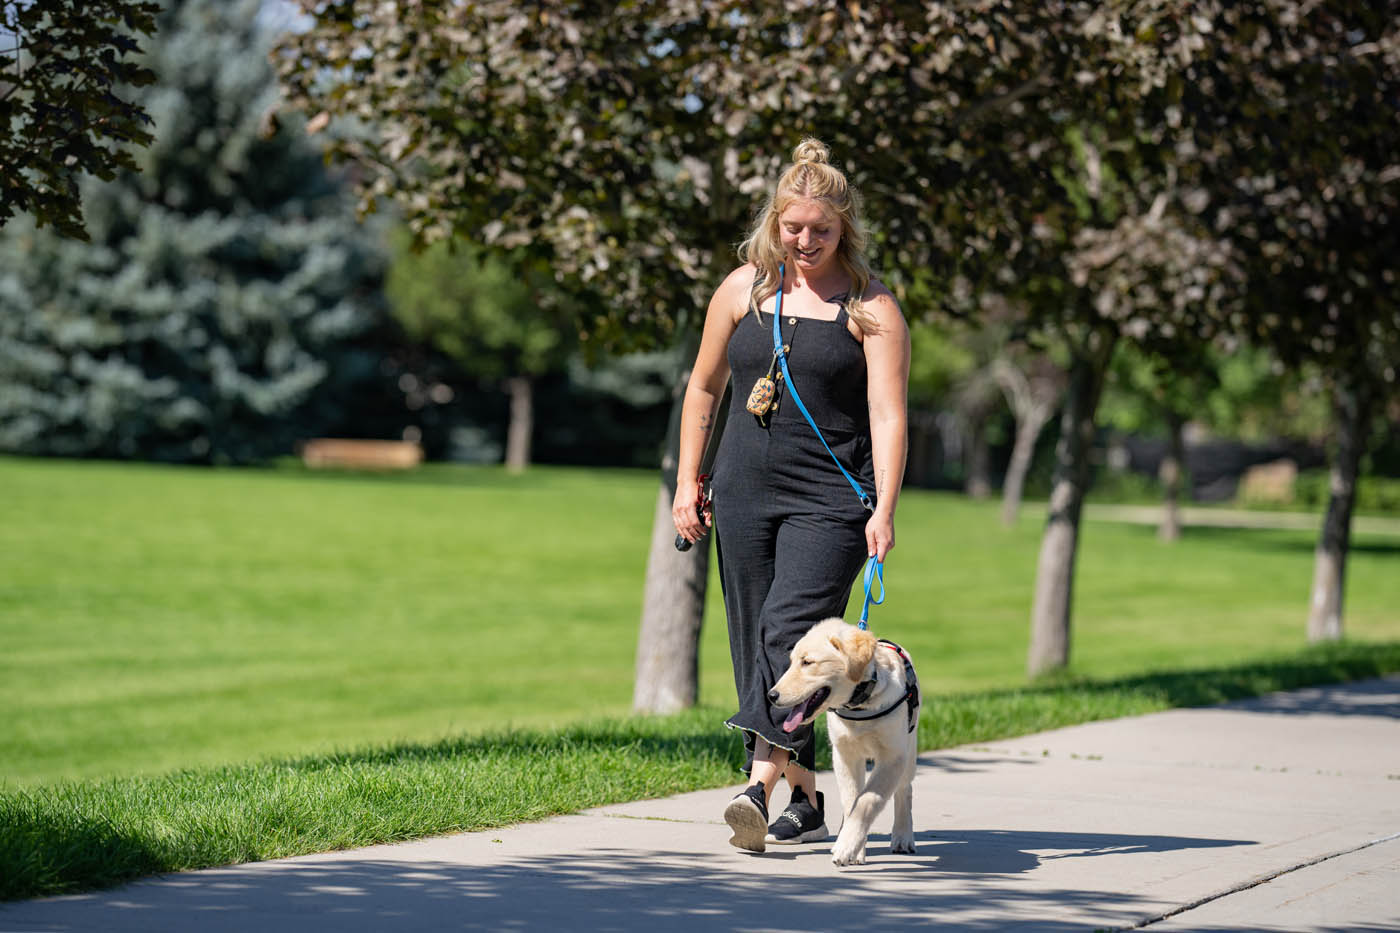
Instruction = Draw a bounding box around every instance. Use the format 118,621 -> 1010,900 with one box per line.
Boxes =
858,556 -> 884,630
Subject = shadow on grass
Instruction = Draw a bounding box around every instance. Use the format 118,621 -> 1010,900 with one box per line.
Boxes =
1020,641 -> 1400,709
0,806 -> 163,902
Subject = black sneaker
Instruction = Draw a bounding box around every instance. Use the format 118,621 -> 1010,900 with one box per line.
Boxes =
723,781 -> 769,852
765,787 -> 828,845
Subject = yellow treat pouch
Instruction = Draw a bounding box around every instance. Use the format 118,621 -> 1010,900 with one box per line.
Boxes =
745,344 -> 786,417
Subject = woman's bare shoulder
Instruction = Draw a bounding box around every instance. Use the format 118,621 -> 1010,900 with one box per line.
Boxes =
718,262 -> 759,294
861,279 -> 906,325
710,263 -> 759,321
860,277 -> 899,307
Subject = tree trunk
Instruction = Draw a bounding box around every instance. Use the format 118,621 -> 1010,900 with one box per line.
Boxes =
1307,378 -> 1371,643
965,412 -> 992,499
502,375 -> 532,473
1001,402 -> 1055,528
1158,412 -> 1186,542
633,364 -> 714,713
1027,333 -> 1115,677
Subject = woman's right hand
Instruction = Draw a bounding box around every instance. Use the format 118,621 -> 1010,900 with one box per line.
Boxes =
672,478 -> 709,545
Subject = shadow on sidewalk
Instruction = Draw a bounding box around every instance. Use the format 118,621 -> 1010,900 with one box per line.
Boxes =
1224,677 -> 1400,719
2,829 -> 1255,933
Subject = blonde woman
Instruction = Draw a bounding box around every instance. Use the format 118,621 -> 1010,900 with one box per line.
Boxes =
673,138 -> 910,852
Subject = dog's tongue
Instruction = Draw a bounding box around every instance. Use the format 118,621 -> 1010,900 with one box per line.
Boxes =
781,687 -> 830,733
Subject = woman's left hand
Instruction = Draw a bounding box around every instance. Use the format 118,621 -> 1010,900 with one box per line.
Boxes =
865,512 -> 895,562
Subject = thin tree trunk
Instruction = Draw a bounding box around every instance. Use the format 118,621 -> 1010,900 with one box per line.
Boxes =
1001,403 -> 1055,528
634,363 -> 712,713
1028,333 -> 1115,677
1307,378 -> 1370,643
502,375 -> 532,473
965,413 -> 992,499
991,357 -> 1063,528
1158,412 -> 1186,542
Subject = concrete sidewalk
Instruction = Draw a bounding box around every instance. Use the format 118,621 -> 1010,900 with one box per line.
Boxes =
4,678 -> 1398,932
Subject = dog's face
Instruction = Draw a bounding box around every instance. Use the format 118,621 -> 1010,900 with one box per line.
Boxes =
770,618 -> 878,733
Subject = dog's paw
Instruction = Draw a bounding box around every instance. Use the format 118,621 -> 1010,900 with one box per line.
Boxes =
831,837 -> 867,866
890,833 -> 917,855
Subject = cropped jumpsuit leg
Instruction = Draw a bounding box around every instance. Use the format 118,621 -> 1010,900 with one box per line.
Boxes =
710,304 -> 875,773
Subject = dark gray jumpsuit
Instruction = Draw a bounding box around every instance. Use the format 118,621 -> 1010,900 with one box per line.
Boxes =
710,295 -> 875,773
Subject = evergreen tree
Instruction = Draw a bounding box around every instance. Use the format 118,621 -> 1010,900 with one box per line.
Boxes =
0,0 -> 386,463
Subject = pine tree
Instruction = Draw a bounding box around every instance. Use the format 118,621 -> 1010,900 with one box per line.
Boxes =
0,0 -> 386,463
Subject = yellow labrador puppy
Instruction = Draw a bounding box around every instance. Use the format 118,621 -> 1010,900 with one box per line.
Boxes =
769,617 -> 920,866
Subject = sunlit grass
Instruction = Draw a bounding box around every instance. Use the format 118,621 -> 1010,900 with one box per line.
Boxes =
3,456 -> 1398,788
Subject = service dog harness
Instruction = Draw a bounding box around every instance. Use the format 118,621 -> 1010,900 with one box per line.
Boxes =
831,640 -> 919,733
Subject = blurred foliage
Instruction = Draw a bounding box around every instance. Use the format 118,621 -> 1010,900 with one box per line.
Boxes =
1101,342 -> 1332,443
907,318 -> 975,410
1294,472 -> 1400,516
0,0 -> 160,239
385,231 -> 573,384
0,0 -> 388,463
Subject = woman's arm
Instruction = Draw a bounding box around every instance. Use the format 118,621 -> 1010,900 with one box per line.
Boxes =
861,287 -> 911,561
672,265 -> 750,544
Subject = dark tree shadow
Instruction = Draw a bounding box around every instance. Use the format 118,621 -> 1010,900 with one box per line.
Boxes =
0,826 -> 1257,933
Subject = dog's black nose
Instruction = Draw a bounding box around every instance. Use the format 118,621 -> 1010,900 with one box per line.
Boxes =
767,689 -> 779,703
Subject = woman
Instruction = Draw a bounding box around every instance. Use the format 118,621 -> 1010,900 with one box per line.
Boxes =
672,138 -> 910,852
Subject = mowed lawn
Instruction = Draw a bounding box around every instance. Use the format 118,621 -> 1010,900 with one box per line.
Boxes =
3,455 -> 1398,787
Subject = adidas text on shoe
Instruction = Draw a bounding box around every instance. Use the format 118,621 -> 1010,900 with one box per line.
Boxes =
766,788 -> 828,845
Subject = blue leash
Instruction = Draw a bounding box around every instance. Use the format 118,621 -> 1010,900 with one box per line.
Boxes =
859,556 -> 884,631
772,263 -> 884,631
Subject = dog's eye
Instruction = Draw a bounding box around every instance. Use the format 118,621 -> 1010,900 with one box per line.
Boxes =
801,658 -> 813,667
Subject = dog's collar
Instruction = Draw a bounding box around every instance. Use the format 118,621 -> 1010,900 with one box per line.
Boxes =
845,669 -> 879,708
832,640 -> 919,733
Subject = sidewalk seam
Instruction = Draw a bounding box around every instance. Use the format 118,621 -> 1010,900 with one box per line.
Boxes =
1119,830 -> 1400,930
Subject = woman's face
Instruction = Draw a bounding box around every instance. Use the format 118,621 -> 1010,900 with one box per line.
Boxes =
778,198 -> 842,275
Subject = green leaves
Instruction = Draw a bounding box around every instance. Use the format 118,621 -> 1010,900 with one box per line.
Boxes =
0,0 -> 160,240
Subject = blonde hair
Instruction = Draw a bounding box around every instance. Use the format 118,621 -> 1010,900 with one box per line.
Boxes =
737,138 -> 876,334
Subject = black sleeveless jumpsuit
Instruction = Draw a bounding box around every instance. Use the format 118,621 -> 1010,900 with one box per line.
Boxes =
710,294 -> 876,773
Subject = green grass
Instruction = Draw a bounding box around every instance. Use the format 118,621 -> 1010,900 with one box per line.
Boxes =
2,455 -> 1399,900
3,454 -> 1399,786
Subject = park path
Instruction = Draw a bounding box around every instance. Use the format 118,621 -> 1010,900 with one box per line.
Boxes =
4,676 -> 1398,931
1084,502 -> 1400,536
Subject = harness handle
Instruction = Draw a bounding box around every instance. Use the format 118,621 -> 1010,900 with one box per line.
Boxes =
858,556 -> 884,630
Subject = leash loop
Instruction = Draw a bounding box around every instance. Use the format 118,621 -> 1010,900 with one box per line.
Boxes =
859,556 -> 884,630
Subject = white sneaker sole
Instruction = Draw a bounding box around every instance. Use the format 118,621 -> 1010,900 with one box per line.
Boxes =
765,822 -> 829,845
724,795 -> 768,852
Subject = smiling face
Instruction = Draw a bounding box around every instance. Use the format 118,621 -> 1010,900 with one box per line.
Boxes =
778,198 -> 842,276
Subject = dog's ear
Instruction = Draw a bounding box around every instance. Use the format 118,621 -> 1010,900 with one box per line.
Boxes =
840,627 -> 877,682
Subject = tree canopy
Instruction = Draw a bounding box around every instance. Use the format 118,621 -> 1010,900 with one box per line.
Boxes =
275,2 -> 1219,346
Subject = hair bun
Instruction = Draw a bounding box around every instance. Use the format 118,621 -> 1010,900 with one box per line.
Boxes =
792,137 -> 831,166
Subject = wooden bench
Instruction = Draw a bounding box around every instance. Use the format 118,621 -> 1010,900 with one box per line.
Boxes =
301,438 -> 424,470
